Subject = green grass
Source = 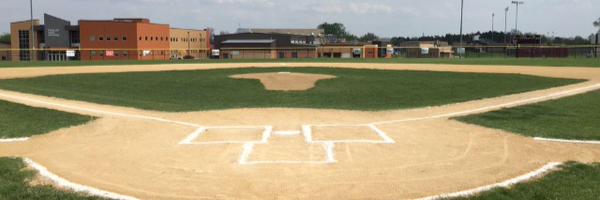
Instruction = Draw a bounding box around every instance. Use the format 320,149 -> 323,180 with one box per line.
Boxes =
0,67 -> 582,112
0,100 -> 94,138
0,157 -> 106,200
449,162 -> 600,200
458,90 -> 600,140
0,57 -> 599,68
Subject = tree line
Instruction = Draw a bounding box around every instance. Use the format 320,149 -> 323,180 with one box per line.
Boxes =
318,20 -> 600,46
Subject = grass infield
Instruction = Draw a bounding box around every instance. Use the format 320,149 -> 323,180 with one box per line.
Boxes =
0,67 -> 582,112
0,58 -> 599,68
0,100 -> 93,138
0,157 -> 106,200
458,90 -> 600,140
449,162 -> 600,200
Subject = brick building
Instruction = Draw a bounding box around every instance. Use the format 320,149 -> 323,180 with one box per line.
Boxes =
214,32 -> 317,59
79,18 -> 170,61
169,28 -> 211,59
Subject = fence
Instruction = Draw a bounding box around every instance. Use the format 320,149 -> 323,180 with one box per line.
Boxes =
0,45 -> 599,62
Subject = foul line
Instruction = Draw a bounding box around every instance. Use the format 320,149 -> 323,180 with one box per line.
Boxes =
372,83 -> 600,125
417,162 -> 562,200
0,137 -> 29,143
0,91 -> 204,128
24,158 -> 139,200
534,137 -> 600,145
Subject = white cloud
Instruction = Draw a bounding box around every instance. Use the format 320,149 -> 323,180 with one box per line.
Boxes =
0,0 -> 599,37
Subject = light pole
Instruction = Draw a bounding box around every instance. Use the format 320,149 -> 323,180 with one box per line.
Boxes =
504,7 -> 509,44
30,0 -> 35,61
511,1 -> 524,34
459,0 -> 464,57
491,12 -> 495,41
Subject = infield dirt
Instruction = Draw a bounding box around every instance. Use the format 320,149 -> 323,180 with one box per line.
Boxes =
1,63 -> 600,200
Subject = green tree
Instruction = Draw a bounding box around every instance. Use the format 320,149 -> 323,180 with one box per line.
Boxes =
594,17 -> 600,31
317,22 -> 357,41
0,33 -> 10,44
359,32 -> 379,42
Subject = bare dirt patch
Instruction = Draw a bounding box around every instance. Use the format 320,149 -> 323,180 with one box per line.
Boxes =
0,63 -> 599,199
229,72 -> 336,91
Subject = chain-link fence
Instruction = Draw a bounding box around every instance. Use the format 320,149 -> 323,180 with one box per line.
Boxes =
0,46 -> 599,62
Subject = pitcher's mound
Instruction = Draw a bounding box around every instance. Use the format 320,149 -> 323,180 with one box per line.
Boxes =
230,72 -> 336,91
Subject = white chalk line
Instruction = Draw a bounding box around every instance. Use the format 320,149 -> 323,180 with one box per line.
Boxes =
534,137 -> 600,145
23,158 -> 139,200
0,82 -> 598,146
0,137 -> 30,143
417,162 -> 562,200
0,91 -> 203,128
179,124 -> 394,165
372,82 -> 600,125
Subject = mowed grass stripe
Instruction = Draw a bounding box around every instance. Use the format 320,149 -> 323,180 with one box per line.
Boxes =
449,162 -> 600,200
0,100 -> 94,138
458,89 -> 600,140
0,67 -> 583,112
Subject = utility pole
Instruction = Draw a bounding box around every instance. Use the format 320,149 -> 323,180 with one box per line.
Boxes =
459,0 -> 464,57
504,7 -> 509,44
511,1 -> 524,34
491,12 -> 495,42
30,0 -> 35,61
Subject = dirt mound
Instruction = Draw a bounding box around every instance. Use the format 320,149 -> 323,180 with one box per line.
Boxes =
230,72 -> 336,91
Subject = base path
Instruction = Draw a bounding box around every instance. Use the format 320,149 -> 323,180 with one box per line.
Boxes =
1,63 -> 600,200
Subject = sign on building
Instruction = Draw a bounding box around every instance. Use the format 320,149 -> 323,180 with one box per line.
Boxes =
105,50 -> 114,57
66,50 -> 76,57
421,48 -> 430,55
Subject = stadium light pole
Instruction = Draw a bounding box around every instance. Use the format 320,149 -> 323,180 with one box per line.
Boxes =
504,7 -> 509,44
30,0 -> 35,61
491,12 -> 495,41
511,1 -> 524,34
459,0 -> 464,58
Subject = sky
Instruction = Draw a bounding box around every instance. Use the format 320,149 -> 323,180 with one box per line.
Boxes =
1,0 -> 599,38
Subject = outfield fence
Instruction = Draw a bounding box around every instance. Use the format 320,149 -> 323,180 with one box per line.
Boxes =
0,45 -> 599,62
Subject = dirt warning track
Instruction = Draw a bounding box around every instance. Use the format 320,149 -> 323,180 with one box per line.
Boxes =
1,63 -> 600,200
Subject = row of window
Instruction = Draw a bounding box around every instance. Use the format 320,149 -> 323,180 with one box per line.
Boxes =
89,50 -> 167,57
89,36 -> 128,42
89,35 -> 205,43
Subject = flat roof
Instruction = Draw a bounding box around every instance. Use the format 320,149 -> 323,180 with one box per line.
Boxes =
222,39 -> 276,44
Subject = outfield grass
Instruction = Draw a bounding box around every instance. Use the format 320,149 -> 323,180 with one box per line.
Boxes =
0,67 -> 582,112
0,157 -> 106,200
450,162 -> 600,200
0,57 -> 599,68
458,90 -> 600,140
0,100 -> 93,138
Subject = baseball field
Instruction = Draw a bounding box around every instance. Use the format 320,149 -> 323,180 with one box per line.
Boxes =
1,59 -> 600,200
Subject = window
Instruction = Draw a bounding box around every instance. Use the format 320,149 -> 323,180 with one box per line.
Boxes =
145,36 -> 148,41
99,36 -> 104,41
114,37 -> 118,41
160,37 -> 163,41
123,36 -> 127,41
106,37 -> 111,41
18,30 -> 31,61
139,37 -> 142,41
89,36 -> 96,42
91,51 -> 96,56
151,37 -> 153,41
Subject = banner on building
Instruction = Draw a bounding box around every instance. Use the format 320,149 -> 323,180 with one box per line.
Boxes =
420,48 -> 429,55
105,50 -> 114,57
66,50 -> 76,57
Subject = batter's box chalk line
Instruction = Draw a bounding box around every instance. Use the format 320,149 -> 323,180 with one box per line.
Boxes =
178,124 -> 395,165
